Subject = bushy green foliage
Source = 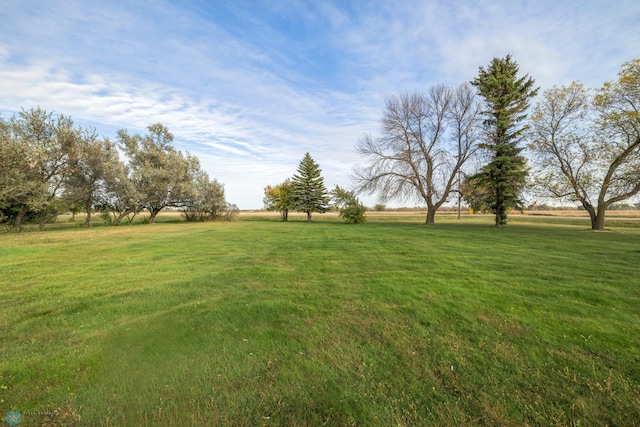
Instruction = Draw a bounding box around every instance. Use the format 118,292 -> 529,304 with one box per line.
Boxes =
1,110 -> 228,230
339,202 -> 367,223
62,130 -> 119,227
263,179 -> 292,221
0,108 -> 80,230
330,185 -> 367,223
118,124 -> 198,224
182,171 -> 226,222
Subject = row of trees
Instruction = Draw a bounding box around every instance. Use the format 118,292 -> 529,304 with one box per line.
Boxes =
354,56 -> 640,230
4,57 -> 637,231
0,109 -> 229,230
264,152 -> 367,223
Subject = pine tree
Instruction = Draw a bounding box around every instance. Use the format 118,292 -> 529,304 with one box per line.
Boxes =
290,153 -> 328,222
471,55 -> 538,227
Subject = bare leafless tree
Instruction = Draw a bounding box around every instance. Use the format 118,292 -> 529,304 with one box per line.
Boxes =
353,84 -> 480,224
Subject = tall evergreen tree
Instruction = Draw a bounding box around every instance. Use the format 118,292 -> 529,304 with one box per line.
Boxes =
471,55 -> 538,227
290,153 -> 328,222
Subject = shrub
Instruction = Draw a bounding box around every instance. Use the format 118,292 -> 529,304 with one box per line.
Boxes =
340,201 -> 367,224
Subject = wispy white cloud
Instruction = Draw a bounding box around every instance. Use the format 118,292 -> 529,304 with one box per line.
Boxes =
1,0 -> 639,208
431,0 -> 640,88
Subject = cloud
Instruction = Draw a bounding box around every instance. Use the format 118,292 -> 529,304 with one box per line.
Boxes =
1,0 -> 639,208
0,53 -> 372,207
432,0 -> 640,88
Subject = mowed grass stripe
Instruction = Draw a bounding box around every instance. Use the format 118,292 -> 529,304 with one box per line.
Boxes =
0,216 -> 639,425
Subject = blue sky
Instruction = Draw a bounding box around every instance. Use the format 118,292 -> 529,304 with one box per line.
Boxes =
1,0 -> 639,209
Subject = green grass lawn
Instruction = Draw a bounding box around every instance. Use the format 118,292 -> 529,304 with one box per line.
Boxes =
1,214 -> 639,426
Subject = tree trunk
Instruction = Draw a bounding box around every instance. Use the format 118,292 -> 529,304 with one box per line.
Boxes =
581,201 -> 601,231
13,206 -> 29,230
457,169 -> 462,220
281,209 -> 288,221
306,211 -> 312,222
127,212 -> 138,224
113,210 -> 132,226
494,187 -> 505,227
84,198 -> 92,227
148,208 -> 162,224
38,210 -> 47,230
425,209 -> 436,225
113,214 -> 123,226
592,204 -> 607,231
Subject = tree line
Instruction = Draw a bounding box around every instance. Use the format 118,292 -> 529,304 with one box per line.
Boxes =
3,56 -> 638,232
0,111 -> 232,230
349,56 -> 639,230
263,152 -> 367,224
263,57 -> 639,230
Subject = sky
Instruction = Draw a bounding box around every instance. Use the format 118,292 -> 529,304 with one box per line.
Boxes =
1,0 -> 639,209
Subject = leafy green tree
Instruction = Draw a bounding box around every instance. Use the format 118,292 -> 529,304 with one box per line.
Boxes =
0,108 -> 79,230
2,112 -> 226,229
290,153 -> 329,222
0,116 -> 29,225
263,179 -> 292,221
118,123 -> 197,224
471,55 -> 538,227
529,59 -> 640,230
64,130 -> 119,227
96,161 -> 143,226
330,185 -> 367,223
183,165 -> 226,222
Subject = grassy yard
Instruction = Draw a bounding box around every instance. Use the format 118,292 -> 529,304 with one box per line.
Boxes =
1,214 -> 639,426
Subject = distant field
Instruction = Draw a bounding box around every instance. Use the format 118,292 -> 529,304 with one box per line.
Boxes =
46,208 -> 640,227
1,215 -> 639,425
242,209 -> 640,219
